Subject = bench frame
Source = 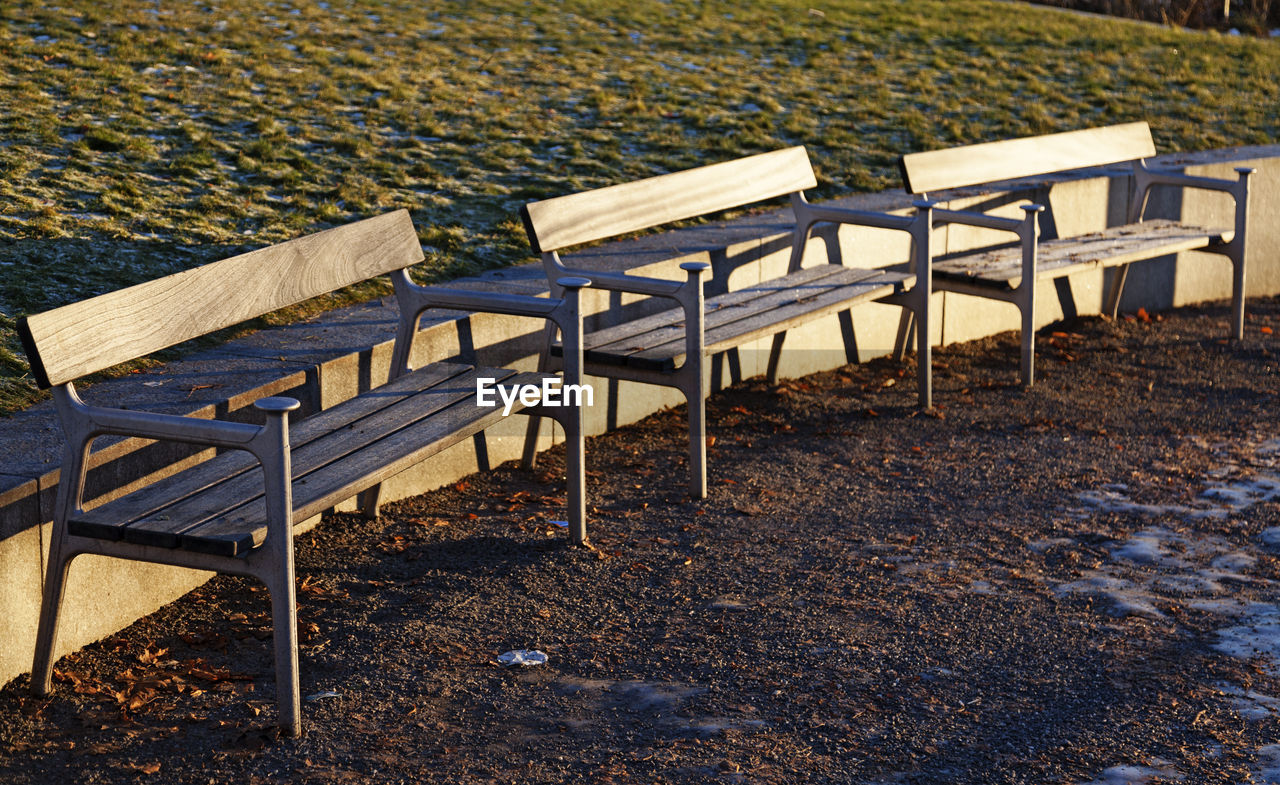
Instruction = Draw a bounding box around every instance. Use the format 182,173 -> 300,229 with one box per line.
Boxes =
517,147 -> 937,498
19,211 -> 590,736
898,122 -> 1255,385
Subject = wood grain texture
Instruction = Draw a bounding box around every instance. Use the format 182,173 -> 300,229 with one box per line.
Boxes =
68,363 -> 521,556
178,370 -> 547,556
933,220 -> 1228,289
576,265 -> 847,356
899,122 -> 1156,195
22,210 -> 423,387
551,265 -> 908,372
633,268 -> 908,368
522,146 -> 817,253
68,363 -> 476,547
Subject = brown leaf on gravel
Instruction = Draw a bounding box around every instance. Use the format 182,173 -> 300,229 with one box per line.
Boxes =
137,645 -> 168,665
411,517 -> 450,527
182,660 -> 255,683
299,575 -> 350,601
54,668 -> 107,696
119,761 -> 161,775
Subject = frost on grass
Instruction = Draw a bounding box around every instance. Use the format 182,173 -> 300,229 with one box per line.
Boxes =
1,0 -> 1279,413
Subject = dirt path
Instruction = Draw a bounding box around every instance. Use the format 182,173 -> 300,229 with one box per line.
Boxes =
2,298 -> 1278,784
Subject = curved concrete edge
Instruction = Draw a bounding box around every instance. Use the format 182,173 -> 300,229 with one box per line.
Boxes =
2,143 -> 1278,687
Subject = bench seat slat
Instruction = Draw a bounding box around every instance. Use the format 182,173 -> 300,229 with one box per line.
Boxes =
68,363 -> 477,542
576,264 -> 854,357
177,379 -> 543,556
127,365 -> 518,551
68,364 -> 531,556
634,268 -> 910,368
120,370 -> 494,549
934,220 -> 1229,290
561,266 -> 908,371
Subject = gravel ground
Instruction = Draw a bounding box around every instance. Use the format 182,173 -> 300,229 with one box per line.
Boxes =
1,297 -> 1279,784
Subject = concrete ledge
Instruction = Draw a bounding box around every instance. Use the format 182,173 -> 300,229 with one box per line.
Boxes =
2,143 -> 1277,687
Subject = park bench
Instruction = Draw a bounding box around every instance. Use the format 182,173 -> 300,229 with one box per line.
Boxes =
16,209 -> 590,736
518,146 -> 937,498
897,121 -> 1254,385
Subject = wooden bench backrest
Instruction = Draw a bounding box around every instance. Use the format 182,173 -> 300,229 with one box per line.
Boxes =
521,146 -> 817,254
19,209 -> 423,388
898,121 -> 1156,195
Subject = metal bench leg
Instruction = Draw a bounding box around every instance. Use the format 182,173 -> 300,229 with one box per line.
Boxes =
905,199 -> 934,407
356,486 -> 382,519
675,263 -> 709,499
1017,205 -> 1043,387
32,433 -> 92,696
30,528 -> 75,696
1019,288 -> 1036,387
255,399 -> 302,737
264,567 -> 301,737
521,415 -> 545,470
1231,252 -> 1247,341
1104,263 -> 1131,320
766,332 -> 786,385
893,309 -> 915,362
521,323 -> 558,470
685,378 -> 708,499
563,410 -> 587,545
1228,167 -> 1254,341
913,291 -> 932,410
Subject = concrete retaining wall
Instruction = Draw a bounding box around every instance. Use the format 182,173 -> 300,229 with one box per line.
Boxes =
2,143 -> 1277,687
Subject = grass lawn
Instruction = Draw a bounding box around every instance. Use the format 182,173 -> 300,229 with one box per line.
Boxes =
0,0 -> 1276,414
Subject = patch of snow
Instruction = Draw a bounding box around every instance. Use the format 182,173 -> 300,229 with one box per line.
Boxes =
1077,760 -> 1183,784
1254,744 -> 1280,783
1216,683 -> 1280,720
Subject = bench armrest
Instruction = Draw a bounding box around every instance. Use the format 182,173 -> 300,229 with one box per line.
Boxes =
49,385 -> 299,525
397,279 -> 567,319
548,268 -> 686,299
791,202 -> 916,233
76,400 -> 265,449
388,270 -> 595,381
1137,165 -> 1253,196
1132,162 -> 1253,240
391,269 -> 589,329
930,207 -> 1032,237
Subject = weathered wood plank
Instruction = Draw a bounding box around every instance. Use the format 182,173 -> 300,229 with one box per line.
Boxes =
631,270 -> 910,367
597,266 -> 897,368
20,210 -> 424,387
578,266 -> 868,368
179,370 -> 551,556
899,122 -> 1155,195
579,265 -> 853,352
547,266 -> 878,372
68,363 -> 477,544
934,220 -> 1227,289
522,147 -> 816,253
116,366 -> 519,551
